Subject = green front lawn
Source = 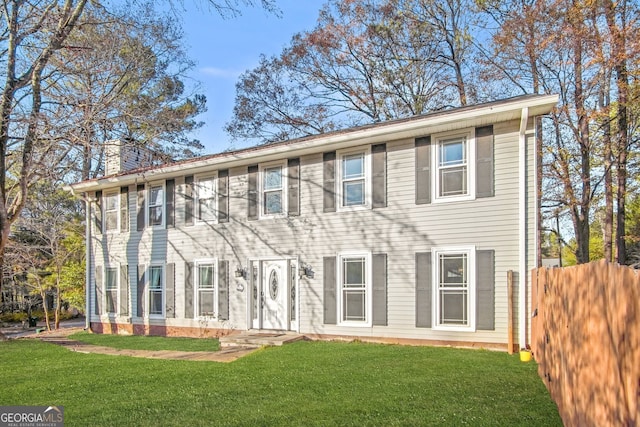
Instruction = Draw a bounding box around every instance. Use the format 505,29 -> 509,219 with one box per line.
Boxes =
0,339 -> 561,426
68,331 -> 220,352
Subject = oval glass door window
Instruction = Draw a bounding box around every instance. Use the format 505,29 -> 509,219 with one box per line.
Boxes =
269,269 -> 279,300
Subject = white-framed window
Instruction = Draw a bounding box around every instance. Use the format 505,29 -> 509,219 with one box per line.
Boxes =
147,264 -> 164,317
103,192 -> 119,232
433,246 -> 476,331
105,266 -> 118,314
148,183 -> 165,227
260,161 -> 287,218
338,252 -> 372,327
195,174 -> 217,223
195,259 -> 216,317
338,148 -> 371,210
433,129 -> 474,202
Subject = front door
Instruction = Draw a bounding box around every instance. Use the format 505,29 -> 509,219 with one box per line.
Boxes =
261,260 -> 288,330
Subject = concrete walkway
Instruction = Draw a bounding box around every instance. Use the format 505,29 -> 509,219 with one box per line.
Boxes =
27,328 -> 261,363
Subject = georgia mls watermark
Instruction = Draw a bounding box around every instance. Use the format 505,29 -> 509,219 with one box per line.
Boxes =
0,406 -> 64,427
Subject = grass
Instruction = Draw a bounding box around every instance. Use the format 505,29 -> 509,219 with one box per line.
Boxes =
68,331 -> 220,352
0,339 -> 562,426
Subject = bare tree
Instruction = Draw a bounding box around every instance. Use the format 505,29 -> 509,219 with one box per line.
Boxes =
226,0 -> 480,144
0,0 -> 277,340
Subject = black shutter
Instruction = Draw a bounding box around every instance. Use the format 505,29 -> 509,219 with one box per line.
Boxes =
95,266 -> 103,315
94,191 -> 103,234
287,158 -> 300,216
415,252 -> 432,328
247,165 -> 259,220
166,179 -> 175,228
372,253 -> 387,326
119,264 -> 128,316
372,144 -> 387,209
166,263 -> 175,318
323,256 -> 337,324
323,152 -> 336,212
120,187 -> 128,232
136,184 -> 145,231
137,264 -> 146,317
476,126 -> 495,198
415,137 -> 431,204
218,260 -> 229,320
185,262 -> 194,318
476,250 -> 495,330
218,169 -> 229,223
184,176 -> 194,226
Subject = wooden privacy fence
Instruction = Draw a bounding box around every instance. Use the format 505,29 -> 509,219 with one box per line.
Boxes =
531,260 -> 639,427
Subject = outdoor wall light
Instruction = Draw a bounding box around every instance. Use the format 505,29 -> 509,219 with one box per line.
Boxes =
234,266 -> 246,279
299,264 -> 314,279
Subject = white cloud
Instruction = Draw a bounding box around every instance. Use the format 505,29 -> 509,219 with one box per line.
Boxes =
199,67 -> 242,79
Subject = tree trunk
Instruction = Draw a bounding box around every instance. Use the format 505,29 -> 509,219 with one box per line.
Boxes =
55,277 -> 62,330
40,289 -> 51,331
574,37 -> 591,264
602,97 -> 614,262
616,149 -> 627,264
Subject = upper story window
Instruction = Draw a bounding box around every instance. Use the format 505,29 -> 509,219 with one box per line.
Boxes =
260,162 -> 287,218
196,175 -> 217,223
148,184 -> 164,227
438,137 -> 467,197
104,192 -> 119,232
434,130 -> 474,203
337,148 -> 371,210
342,153 -> 365,206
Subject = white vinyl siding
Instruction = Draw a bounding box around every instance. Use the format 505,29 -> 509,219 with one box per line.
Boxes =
89,113 -> 540,347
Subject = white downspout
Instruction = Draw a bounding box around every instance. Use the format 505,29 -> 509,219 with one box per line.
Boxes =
518,108 -> 529,350
84,193 -> 93,331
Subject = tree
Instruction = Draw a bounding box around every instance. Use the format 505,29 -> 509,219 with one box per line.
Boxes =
8,181 -> 82,330
225,54 -> 338,143
226,0 -> 479,144
479,0 -> 640,264
0,0 -> 89,312
48,1 -> 208,181
0,0 -> 277,340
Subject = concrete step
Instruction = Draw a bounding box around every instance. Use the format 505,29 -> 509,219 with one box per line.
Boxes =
219,331 -> 305,348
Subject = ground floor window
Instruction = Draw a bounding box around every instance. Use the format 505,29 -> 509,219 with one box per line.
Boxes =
434,247 -> 475,331
148,265 -> 164,316
338,253 -> 371,326
196,261 -> 216,317
105,266 -> 118,314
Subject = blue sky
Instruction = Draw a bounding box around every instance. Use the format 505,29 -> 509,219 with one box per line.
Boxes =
179,1 -> 326,154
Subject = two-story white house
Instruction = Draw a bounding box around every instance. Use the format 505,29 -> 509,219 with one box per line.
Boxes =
69,94 -> 558,350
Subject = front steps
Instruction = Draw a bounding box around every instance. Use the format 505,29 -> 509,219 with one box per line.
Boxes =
219,331 -> 305,348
